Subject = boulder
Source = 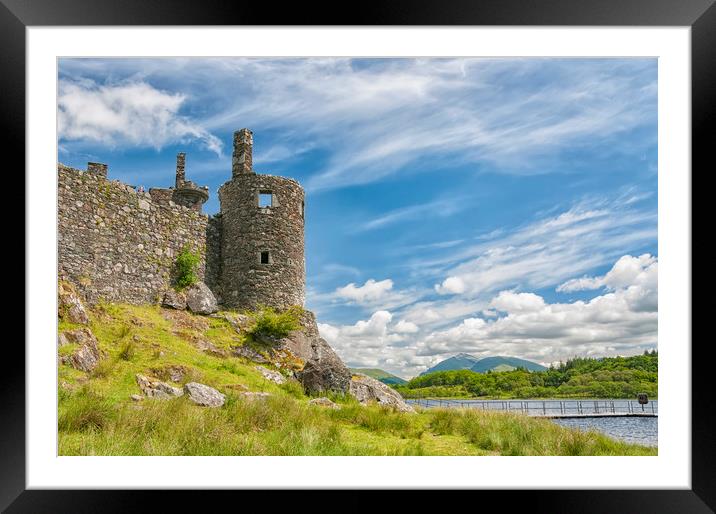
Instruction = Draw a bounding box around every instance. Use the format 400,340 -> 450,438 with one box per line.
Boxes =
58,281 -> 89,324
296,353 -> 351,395
184,382 -> 225,407
254,365 -> 286,384
278,311 -> 352,394
58,327 -> 101,372
308,397 -> 340,409
162,289 -> 187,310
349,373 -> 415,413
185,282 -> 218,315
135,373 -> 184,399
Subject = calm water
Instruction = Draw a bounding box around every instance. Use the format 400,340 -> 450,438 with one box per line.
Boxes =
551,416 -> 658,447
406,398 -> 658,447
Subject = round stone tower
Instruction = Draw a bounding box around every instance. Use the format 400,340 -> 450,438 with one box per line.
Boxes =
218,128 -> 306,310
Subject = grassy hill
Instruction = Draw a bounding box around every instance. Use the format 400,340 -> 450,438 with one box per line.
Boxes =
57,303 -> 656,456
350,368 -> 407,385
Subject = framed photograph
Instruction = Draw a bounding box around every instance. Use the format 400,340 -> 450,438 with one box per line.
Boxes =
8,0 -> 711,510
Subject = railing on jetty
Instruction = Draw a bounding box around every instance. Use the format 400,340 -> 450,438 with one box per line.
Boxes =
405,398 -> 658,418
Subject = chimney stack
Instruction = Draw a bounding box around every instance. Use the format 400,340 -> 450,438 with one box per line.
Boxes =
232,128 -> 253,177
175,152 -> 186,188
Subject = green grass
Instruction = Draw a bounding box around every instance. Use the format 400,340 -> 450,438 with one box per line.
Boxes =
58,303 -> 657,456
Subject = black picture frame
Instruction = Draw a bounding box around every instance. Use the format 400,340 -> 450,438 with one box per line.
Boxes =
5,0 -> 711,511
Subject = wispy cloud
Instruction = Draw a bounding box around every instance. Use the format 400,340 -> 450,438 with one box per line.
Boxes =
58,79 -> 222,155
357,197 -> 469,232
60,58 -> 656,192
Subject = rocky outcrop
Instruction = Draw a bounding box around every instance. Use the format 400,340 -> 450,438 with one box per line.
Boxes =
135,373 -> 184,399
185,282 -> 218,314
162,289 -> 187,310
279,311 -> 352,394
349,373 -> 415,413
308,397 -> 340,409
255,365 -> 286,384
58,281 -> 89,324
58,327 -> 101,372
195,339 -> 229,358
184,382 -> 225,407
232,344 -> 268,363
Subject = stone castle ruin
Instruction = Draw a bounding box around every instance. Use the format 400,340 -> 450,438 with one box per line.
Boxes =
57,129 -> 415,406
58,128 -> 305,311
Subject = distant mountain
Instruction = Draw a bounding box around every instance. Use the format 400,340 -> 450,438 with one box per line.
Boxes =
421,353 -> 546,376
420,353 -> 482,375
350,368 -> 407,385
470,356 -> 547,373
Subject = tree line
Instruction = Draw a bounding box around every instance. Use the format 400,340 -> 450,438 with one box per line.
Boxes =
394,351 -> 658,399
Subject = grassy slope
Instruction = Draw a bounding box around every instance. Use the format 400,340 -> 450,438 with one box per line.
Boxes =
58,304 -> 656,456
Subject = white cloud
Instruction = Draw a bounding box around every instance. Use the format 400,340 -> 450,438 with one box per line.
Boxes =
557,253 -> 657,292
394,320 -> 420,333
490,291 -> 546,313
435,276 -> 466,295
423,199 -> 656,301
419,254 -> 658,364
322,254 -> 657,378
58,79 -> 222,154
335,278 -> 394,303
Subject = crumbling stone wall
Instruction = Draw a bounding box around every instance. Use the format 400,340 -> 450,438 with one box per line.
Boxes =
218,173 -> 305,310
58,164 -> 208,304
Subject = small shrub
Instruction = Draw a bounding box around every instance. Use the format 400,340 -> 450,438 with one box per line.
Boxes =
118,339 -> 137,361
246,305 -> 303,342
174,247 -> 201,290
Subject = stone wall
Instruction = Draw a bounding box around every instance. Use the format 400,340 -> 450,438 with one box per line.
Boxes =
205,214 -> 223,303
58,164 -> 209,305
218,173 -> 305,310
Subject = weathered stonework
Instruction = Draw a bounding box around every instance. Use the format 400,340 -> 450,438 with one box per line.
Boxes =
218,171 -> 306,310
58,128 -> 306,311
58,163 -> 208,305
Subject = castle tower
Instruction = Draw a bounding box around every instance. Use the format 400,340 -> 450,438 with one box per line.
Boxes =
218,128 -> 305,310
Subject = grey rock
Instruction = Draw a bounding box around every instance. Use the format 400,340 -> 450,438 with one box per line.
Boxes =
183,382 -> 225,407
349,374 -> 415,413
58,282 -> 89,324
195,339 -> 229,358
130,394 -> 144,402
162,289 -> 187,310
135,373 -> 184,399
59,327 -> 101,372
185,282 -> 218,315
232,345 -> 268,363
254,365 -> 286,384
276,310 -> 351,394
308,397 -> 340,409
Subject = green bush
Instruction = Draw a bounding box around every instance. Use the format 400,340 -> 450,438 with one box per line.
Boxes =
246,305 -> 303,342
174,247 -> 201,290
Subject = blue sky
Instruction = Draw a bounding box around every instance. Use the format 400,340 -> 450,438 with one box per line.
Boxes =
58,58 -> 658,378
